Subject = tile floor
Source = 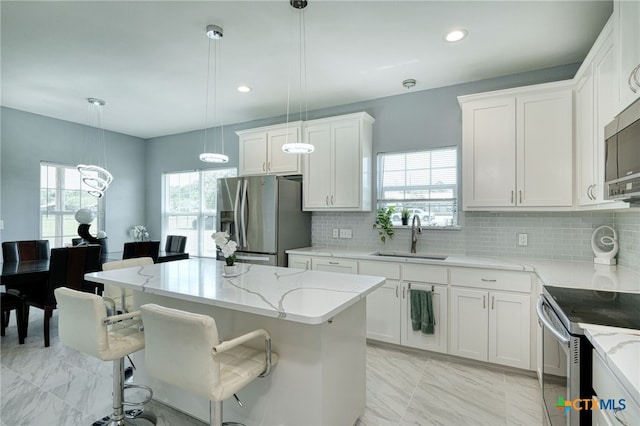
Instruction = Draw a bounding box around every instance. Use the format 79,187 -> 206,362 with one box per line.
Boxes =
1,309 -> 544,425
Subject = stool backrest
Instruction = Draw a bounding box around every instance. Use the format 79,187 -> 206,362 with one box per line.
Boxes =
102,257 -> 154,271
140,304 -> 221,400
54,287 -> 109,359
2,240 -> 50,262
164,235 -> 187,253
102,257 -> 154,312
123,241 -> 160,263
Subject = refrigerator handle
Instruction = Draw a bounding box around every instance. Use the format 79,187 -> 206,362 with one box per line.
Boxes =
234,181 -> 242,247
241,179 -> 248,249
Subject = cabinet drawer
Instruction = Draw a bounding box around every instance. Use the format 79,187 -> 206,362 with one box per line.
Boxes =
593,350 -> 640,423
449,268 -> 531,293
359,260 -> 400,280
401,264 -> 448,284
311,258 -> 358,274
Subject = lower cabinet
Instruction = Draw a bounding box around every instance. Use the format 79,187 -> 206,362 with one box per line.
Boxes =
365,280 -> 401,344
450,286 -> 531,369
592,349 -> 640,426
288,255 -> 311,270
400,282 -> 448,354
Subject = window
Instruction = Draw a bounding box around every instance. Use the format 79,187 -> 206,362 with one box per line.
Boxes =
40,162 -> 104,248
377,147 -> 458,227
163,168 -> 236,257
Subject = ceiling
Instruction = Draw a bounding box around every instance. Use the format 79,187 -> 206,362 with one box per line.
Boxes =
1,1 -> 612,139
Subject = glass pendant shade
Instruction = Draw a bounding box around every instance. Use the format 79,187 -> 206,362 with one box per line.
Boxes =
282,142 -> 314,154
199,152 -> 229,163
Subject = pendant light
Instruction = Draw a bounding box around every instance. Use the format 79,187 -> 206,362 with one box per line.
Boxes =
282,0 -> 314,154
77,98 -> 113,198
199,24 -> 229,163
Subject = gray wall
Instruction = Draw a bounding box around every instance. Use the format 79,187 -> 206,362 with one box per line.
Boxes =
145,63 -> 582,235
1,107 -> 147,253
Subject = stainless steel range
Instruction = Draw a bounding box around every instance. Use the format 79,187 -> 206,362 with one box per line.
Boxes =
537,286 -> 640,426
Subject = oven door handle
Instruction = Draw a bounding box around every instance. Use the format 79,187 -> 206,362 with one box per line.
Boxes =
536,297 -> 570,347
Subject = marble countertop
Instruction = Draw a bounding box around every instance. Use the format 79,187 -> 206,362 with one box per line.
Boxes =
85,258 -> 385,325
584,326 -> 640,407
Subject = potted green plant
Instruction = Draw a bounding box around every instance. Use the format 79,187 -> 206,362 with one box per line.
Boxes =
401,208 -> 410,226
373,206 -> 395,243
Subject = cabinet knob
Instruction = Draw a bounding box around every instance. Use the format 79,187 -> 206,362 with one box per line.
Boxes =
628,64 -> 640,93
331,195 -> 334,205
519,190 -> 523,204
511,191 -> 514,204
483,295 -> 486,309
262,162 -> 266,172
325,195 -> 329,205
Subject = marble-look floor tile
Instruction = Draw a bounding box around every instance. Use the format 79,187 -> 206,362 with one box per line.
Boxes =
1,310 -> 545,426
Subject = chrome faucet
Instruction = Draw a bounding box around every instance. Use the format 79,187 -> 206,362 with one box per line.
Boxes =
410,215 -> 422,253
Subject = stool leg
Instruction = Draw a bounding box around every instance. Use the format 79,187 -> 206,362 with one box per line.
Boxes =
210,400 -> 222,426
111,357 -> 126,425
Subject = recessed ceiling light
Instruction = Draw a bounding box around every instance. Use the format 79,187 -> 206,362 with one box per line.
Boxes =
237,85 -> 252,93
444,29 -> 468,43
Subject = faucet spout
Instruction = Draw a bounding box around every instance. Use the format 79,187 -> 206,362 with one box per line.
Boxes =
410,215 -> 422,253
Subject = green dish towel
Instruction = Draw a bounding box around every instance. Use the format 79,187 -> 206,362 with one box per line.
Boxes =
410,289 -> 435,334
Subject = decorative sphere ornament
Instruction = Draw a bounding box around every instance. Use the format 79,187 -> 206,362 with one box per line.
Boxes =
75,208 -> 96,224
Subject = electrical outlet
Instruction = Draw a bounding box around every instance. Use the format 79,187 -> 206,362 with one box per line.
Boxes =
339,228 -> 352,239
332,229 -> 339,238
518,233 -> 528,246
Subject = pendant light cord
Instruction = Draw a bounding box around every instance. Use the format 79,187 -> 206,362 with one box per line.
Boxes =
203,37 -> 212,153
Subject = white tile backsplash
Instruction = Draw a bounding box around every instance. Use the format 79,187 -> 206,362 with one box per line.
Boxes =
311,210 -> 640,272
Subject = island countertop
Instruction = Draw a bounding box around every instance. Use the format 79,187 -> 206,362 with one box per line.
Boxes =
85,258 -> 385,325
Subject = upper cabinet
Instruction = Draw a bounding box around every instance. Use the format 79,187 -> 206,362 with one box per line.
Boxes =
459,81 -> 574,210
302,112 -> 374,211
575,18 -> 618,206
236,122 -> 303,176
616,0 -> 640,111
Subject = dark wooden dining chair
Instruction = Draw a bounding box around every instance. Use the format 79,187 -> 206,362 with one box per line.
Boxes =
164,235 -> 187,253
123,241 -> 160,263
20,244 -> 102,347
1,292 -> 26,344
2,240 -> 50,262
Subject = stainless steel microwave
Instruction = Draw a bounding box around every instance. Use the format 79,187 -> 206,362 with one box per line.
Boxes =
604,97 -> 640,203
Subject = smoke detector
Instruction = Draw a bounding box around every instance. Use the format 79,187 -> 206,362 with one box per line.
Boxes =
402,79 -> 416,89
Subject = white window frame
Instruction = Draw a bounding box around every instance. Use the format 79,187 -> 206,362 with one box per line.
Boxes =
40,162 -> 105,248
162,168 -> 236,258
377,147 -> 459,227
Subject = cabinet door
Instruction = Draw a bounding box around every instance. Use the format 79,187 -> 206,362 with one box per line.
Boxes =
331,119 -> 361,208
366,280 -> 401,344
488,292 -> 530,369
576,66 -> 597,206
268,126 -> 301,175
516,90 -> 573,207
288,255 -> 311,270
303,123 -> 332,209
311,258 -> 358,274
461,97 -> 516,208
239,132 -> 267,176
617,0 -> 640,110
449,287 -> 488,361
401,283 -> 448,354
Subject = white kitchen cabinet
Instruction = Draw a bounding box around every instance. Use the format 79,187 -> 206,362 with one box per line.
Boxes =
237,122 -> 302,176
576,19 -> 619,206
449,268 -> 532,369
592,349 -> 640,426
303,112 -> 374,211
459,81 -> 573,210
360,260 -> 401,344
616,0 -> 640,111
401,282 -> 448,354
311,257 -> 358,274
288,255 -> 311,270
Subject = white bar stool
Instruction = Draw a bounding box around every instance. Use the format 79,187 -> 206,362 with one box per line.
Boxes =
140,303 -> 278,426
54,287 -> 156,426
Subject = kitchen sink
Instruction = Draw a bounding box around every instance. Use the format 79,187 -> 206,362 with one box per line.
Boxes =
374,251 -> 448,261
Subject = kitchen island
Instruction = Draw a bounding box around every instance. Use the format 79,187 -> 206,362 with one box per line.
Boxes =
85,258 -> 385,426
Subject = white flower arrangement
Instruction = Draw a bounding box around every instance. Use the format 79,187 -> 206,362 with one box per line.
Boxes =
212,231 -> 238,266
131,225 -> 149,241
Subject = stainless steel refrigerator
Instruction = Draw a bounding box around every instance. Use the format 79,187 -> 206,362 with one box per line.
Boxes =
216,175 -> 311,266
